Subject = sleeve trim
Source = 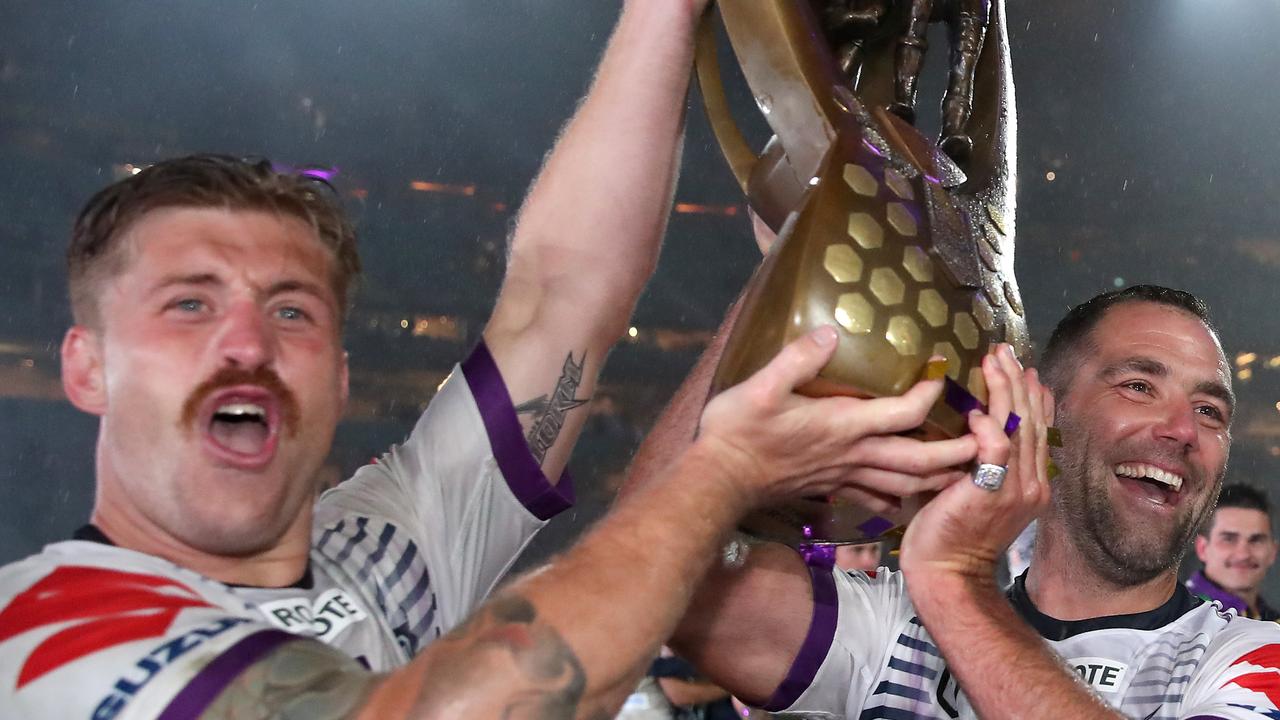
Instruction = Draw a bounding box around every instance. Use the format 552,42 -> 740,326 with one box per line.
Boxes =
460,341 -> 575,521
156,630 -> 295,720
762,560 -> 839,712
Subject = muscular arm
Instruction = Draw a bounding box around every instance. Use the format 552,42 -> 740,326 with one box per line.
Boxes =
656,677 -> 730,709
669,543 -> 815,707
483,0 -> 704,480
623,300 -> 818,707
206,443 -> 755,720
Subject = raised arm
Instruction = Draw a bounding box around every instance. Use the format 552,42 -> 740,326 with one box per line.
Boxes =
895,348 -> 1121,720
482,0 -> 707,481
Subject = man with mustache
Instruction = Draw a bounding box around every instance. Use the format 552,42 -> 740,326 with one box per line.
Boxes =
0,1 -> 994,718
657,285 -> 1280,718
1189,483 -> 1280,621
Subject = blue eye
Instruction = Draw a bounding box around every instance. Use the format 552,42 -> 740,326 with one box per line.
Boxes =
277,306 -> 309,321
174,298 -> 204,312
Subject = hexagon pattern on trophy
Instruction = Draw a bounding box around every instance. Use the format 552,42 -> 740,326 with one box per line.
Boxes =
820,156 -> 1007,397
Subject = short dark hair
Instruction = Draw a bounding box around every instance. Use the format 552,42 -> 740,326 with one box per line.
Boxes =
68,154 -> 361,328
1201,483 -> 1273,537
1037,285 -> 1216,396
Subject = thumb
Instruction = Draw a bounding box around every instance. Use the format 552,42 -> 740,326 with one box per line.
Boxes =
747,325 -> 839,400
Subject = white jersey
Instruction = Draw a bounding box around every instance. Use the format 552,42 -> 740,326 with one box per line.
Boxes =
0,344 -> 574,720
767,565 -> 1280,719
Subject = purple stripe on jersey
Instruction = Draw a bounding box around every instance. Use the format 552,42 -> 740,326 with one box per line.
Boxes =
461,341 -> 575,521
762,560 -> 839,712
157,630 -> 295,720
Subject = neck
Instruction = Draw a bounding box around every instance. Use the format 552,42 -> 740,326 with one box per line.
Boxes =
1025,517 -> 1178,620
91,475 -> 312,588
91,512 -> 311,588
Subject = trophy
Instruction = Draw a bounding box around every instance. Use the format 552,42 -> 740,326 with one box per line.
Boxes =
698,0 -> 1028,545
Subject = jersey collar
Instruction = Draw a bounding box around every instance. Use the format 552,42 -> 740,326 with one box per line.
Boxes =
72,523 -> 315,590
1007,571 -> 1203,641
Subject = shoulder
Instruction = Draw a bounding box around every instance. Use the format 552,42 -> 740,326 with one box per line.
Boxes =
0,540 -> 207,601
0,543 -> 294,719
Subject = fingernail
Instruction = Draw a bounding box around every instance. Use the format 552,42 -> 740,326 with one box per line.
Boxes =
810,325 -> 838,348
923,358 -> 949,381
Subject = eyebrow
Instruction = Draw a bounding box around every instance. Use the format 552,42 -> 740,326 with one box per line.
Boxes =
264,279 -> 330,300
146,275 -> 334,308
1099,355 -> 1235,416
1098,357 -> 1168,382
1196,378 -> 1236,417
146,273 -> 222,296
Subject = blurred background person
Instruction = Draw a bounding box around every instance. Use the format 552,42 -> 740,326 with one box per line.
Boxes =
835,541 -> 884,573
1187,483 -> 1279,620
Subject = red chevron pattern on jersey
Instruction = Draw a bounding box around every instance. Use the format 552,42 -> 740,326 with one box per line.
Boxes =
0,566 -> 214,688
1226,644 -> 1280,707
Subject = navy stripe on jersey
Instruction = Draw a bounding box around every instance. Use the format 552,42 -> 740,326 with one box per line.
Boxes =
856,615 -> 950,719
315,516 -> 439,655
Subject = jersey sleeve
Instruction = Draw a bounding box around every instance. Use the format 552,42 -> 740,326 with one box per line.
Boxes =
767,565 -> 915,718
1178,617 -> 1280,719
313,341 -> 574,636
0,560 -> 313,720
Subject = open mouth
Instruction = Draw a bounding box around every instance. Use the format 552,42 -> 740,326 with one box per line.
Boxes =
198,388 -> 281,469
1114,462 -> 1184,505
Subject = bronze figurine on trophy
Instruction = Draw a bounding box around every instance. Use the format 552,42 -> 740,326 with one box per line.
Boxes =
697,0 -> 1028,545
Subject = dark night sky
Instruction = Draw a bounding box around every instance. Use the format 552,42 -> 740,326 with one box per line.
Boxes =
4,1 -> 1280,586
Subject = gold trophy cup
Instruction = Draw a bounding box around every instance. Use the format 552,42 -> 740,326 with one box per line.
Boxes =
699,0 -> 1027,545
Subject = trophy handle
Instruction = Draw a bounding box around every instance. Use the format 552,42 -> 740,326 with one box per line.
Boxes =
694,15 -> 756,196
696,0 -> 860,233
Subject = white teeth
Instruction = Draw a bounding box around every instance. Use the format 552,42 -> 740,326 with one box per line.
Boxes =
214,403 -> 266,420
1114,463 -> 1184,491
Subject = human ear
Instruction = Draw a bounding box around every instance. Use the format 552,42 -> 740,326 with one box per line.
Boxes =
61,326 -> 107,415
1194,534 -> 1209,563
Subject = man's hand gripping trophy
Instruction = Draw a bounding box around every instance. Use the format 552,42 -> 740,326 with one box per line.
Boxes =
696,0 -> 1033,545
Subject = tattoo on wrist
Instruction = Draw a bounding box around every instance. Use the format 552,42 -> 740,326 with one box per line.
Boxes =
413,595 -> 591,718
514,351 -> 590,464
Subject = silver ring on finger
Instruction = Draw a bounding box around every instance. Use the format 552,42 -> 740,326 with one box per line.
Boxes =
973,463 -> 1008,492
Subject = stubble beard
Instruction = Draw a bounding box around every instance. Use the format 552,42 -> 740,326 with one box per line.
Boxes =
1051,419 -> 1218,588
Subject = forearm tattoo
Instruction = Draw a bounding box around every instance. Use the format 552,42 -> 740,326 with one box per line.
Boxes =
202,596 -> 600,719
514,351 -> 590,465
200,639 -> 378,719
412,595 -> 595,719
